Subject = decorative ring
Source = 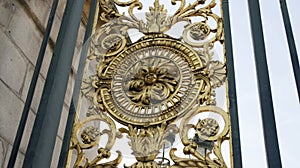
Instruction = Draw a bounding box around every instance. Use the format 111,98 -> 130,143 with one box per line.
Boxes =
99,36 -> 205,126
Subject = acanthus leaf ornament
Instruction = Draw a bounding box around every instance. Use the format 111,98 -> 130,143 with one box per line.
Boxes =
71,0 -> 232,167
142,0 -> 171,33
120,123 -> 179,167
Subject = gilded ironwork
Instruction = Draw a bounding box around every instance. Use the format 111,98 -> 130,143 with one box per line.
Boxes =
101,37 -> 205,126
69,0 -> 231,167
70,111 -> 122,167
196,118 -> 220,137
170,106 -> 229,168
120,123 -> 179,168
125,57 -> 179,105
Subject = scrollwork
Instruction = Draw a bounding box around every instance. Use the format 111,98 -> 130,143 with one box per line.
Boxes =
182,16 -> 223,48
71,114 -> 122,167
71,0 -> 231,167
99,0 -> 222,38
170,106 -> 229,167
89,29 -> 127,61
99,0 -> 122,23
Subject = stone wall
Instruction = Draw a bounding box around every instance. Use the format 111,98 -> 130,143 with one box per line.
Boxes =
0,0 -> 86,167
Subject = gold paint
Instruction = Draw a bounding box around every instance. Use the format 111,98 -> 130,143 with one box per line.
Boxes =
196,118 -> 220,137
126,57 -> 179,105
69,0 -> 232,167
71,113 -> 122,167
170,106 -> 229,168
98,37 -> 207,126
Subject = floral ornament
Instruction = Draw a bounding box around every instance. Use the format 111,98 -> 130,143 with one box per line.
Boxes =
195,118 -> 219,138
207,61 -> 226,88
125,58 -> 179,105
189,22 -> 211,40
80,126 -> 101,144
81,75 -> 98,100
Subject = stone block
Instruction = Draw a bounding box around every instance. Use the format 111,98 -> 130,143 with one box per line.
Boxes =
21,63 -> 45,113
76,23 -> 86,50
57,104 -> 69,139
64,73 -> 75,106
0,0 -> 16,29
48,0 -> 66,20
0,29 -> 27,93
3,144 -> 25,168
0,80 -> 24,146
0,137 -> 8,168
40,44 -> 53,78
72,47 -> 80,73
19,110 -> 36,153
50,14 -> 62,43
24,0 -> 51,28
56,0 -> 67,20
7,1 -> 43,65
50,136 -> 62,168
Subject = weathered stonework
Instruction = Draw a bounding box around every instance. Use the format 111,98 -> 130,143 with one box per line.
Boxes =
0,0 -> 16,29
0,137 -> 7,168
51,136 -> 63,168
21,63 -> 45,113
7,2 -> 44,65
0,30 -> 27,93
0,0 -> 86,167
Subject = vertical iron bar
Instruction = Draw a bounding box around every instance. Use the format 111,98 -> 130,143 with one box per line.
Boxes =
23,0 -> 85,167
279,0 -> 300,102
247,0 -> 282,167
58,0 -> 97,167
222,0 -> 243,167
7,0 -> 59,167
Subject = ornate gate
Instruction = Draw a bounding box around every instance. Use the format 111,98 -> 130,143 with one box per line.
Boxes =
68,0 -> 233,167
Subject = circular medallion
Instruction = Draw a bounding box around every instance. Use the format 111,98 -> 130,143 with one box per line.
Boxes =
100,37 -> 204,126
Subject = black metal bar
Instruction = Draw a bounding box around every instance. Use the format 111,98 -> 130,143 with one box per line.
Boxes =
279,0 -> 300,102
57,0 -> 97,167
247,0 -> 282,167
57,100 -> 76,168
221,1 -> 243,167
23,0 -> 85,167
7,0 -> 59,167
72,0 -> 97,109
